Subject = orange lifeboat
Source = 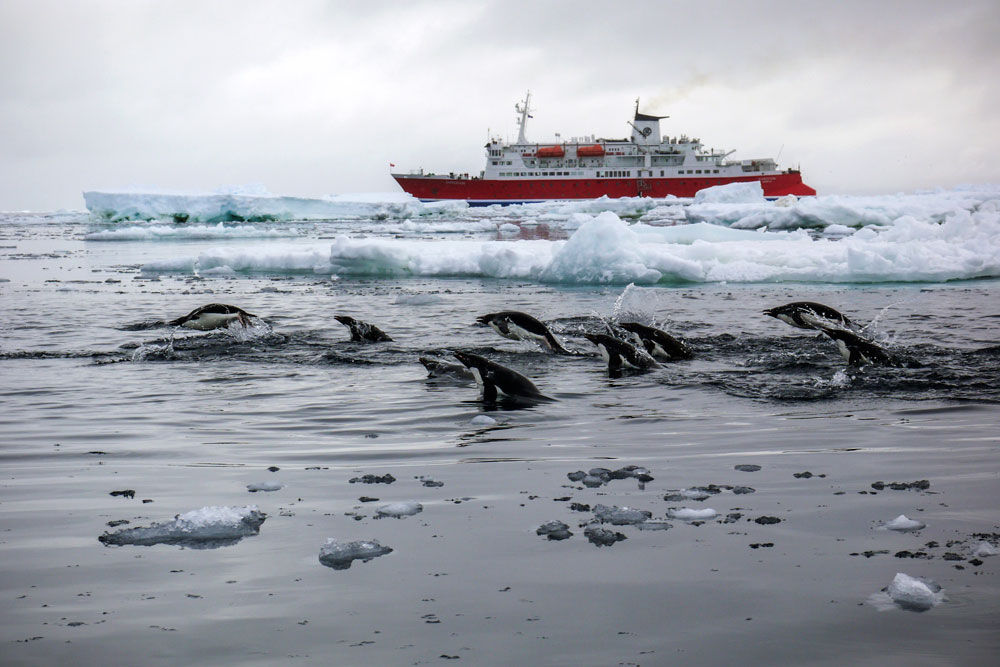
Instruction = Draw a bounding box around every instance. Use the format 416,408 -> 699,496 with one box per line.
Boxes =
536,146 -> 565,158
576,144 -> 605,157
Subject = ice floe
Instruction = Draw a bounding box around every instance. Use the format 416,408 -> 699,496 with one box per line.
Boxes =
247,481 -> 283,492
882,514 -> 926,532
98,505 -> 266,548
375,502 -> 423,519
318,538 -> 393,570
536,521 -> 573,541
592,504 -> 652,526
869,573 -> 945,612
667,508 -> 718,522
973,542 -> 998,557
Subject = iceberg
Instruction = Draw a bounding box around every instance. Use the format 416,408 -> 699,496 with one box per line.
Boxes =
318,539 -> 393,570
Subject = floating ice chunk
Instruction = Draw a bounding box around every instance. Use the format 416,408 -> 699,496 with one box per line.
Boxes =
823,224 -> 855,236
98,505 -> 266,548
375,502 -> 423,519
680,488 -> 711,501
694,181 -> 766,204
883,515 -> 926,532
635,520 -> 673,531
536,521 -> 573,540
318,539 -> 393,570
247,481 -> 282,492
667,507 -> 718,522
584,526 -> 627,547
973,542 -> 998,557
873,573 -> 945,612
592,504 -> 651,525
470,415 -> 497,427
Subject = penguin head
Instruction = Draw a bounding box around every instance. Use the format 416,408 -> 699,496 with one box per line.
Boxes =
334,315 -> 357,327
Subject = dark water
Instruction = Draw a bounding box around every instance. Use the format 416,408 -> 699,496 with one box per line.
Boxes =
1,212 -> 998,665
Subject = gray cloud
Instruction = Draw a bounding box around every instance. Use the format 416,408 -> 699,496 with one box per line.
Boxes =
1,0 -> 998,209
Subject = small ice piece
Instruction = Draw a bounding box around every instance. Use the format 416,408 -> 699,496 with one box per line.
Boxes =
883,514 -> 926,532
680,488 -> 711,501
635,520 -> 673,531
319,539 -> 393,570
247,481 -> 282,492
581,475 -> 605,488
98,505 -> 266,548
884,573 -> 944,612
732,486 -> 756,495
584,526 -> 627,547
973,542 -> 998,557
734,464 -> 761,472
592,504 -> 651,526
667,507 -> 718,522
536,521 -> 573,540
567,471 -> 587,482
375,501 -> 423,519
470,415 -> 497,427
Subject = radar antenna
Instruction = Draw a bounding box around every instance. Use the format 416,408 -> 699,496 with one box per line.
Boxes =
515,91 -> 532,144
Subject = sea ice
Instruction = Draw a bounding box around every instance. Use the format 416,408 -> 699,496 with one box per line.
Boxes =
973,542 -> 998,557
98,505 -> 266,548
470,415 -> 497,426
693,181 -> 766,204
246,481 -> 282,492
584,526 -> 627,547
375,502 -> 423,519
318,539 -> 393,570
592,504 -> 652,526
667,507 -> 718,522
870,573 -> 945,612
883,515 -> 926,532
536,521 -> 573,540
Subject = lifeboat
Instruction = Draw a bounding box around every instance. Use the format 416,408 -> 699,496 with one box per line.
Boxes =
576,144 -> 605,157
536,146 -> 565,158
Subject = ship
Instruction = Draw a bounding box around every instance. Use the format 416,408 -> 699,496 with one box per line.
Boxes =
391,93 -> 816,205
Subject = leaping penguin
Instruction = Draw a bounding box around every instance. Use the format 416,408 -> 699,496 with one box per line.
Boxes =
813,324 -> 903,367
763,302 -> 858,332
476,311 -> 572,354
617,322 -> 692,361
419,356 -> 474,381
452,351 -> 553,403
584,333 -> 659,373
168,304 -> 256,331
335,315 -> 393,342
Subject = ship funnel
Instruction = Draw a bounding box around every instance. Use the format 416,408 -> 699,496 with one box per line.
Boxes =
632,110 -> 667,146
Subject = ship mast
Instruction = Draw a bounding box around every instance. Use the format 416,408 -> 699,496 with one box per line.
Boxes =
514,91 -> 532,145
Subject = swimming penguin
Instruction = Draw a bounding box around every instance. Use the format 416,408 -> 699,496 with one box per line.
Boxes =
763,302 -> 858,331
452,351 -> 553,402
168,304 -> 256,330
334,315 -> 393,342
584,333 -> 659,372
419,356 -> 474,381
617,322 -> 693,361
813,324 -> 903,367
475,311 -> 572,354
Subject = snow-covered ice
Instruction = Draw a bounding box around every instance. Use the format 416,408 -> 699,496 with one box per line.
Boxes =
247,481 -> 283,492
870,573 -> 945,612
973,542 -> 998,557
375,501 -> 423,519
882,514 -> 926,532
667,507 -> 719,522
98,505 -> 266,547
318,538 -> 393,570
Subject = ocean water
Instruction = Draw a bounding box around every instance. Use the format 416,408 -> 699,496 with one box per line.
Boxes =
1,192 -> 999,665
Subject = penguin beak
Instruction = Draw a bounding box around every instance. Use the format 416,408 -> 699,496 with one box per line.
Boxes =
762,309 -> 776,318
475,314 -> 492,326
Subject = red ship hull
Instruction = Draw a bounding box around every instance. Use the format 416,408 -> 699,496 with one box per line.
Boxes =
393,171 -> 815,206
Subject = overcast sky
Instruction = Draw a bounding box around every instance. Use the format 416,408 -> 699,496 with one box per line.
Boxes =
2,0 -> 998,210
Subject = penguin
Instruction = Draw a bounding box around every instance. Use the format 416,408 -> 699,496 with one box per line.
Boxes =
584,333 -> 659,372
763,302 -> 858,331
334,315 -> 393,342
617,322 -> 692,361
813,323 -> 903,367
168,303 -> 256,330
475,311 -> 572,354
419,356 -> 474,381
452,351 -> 553,402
